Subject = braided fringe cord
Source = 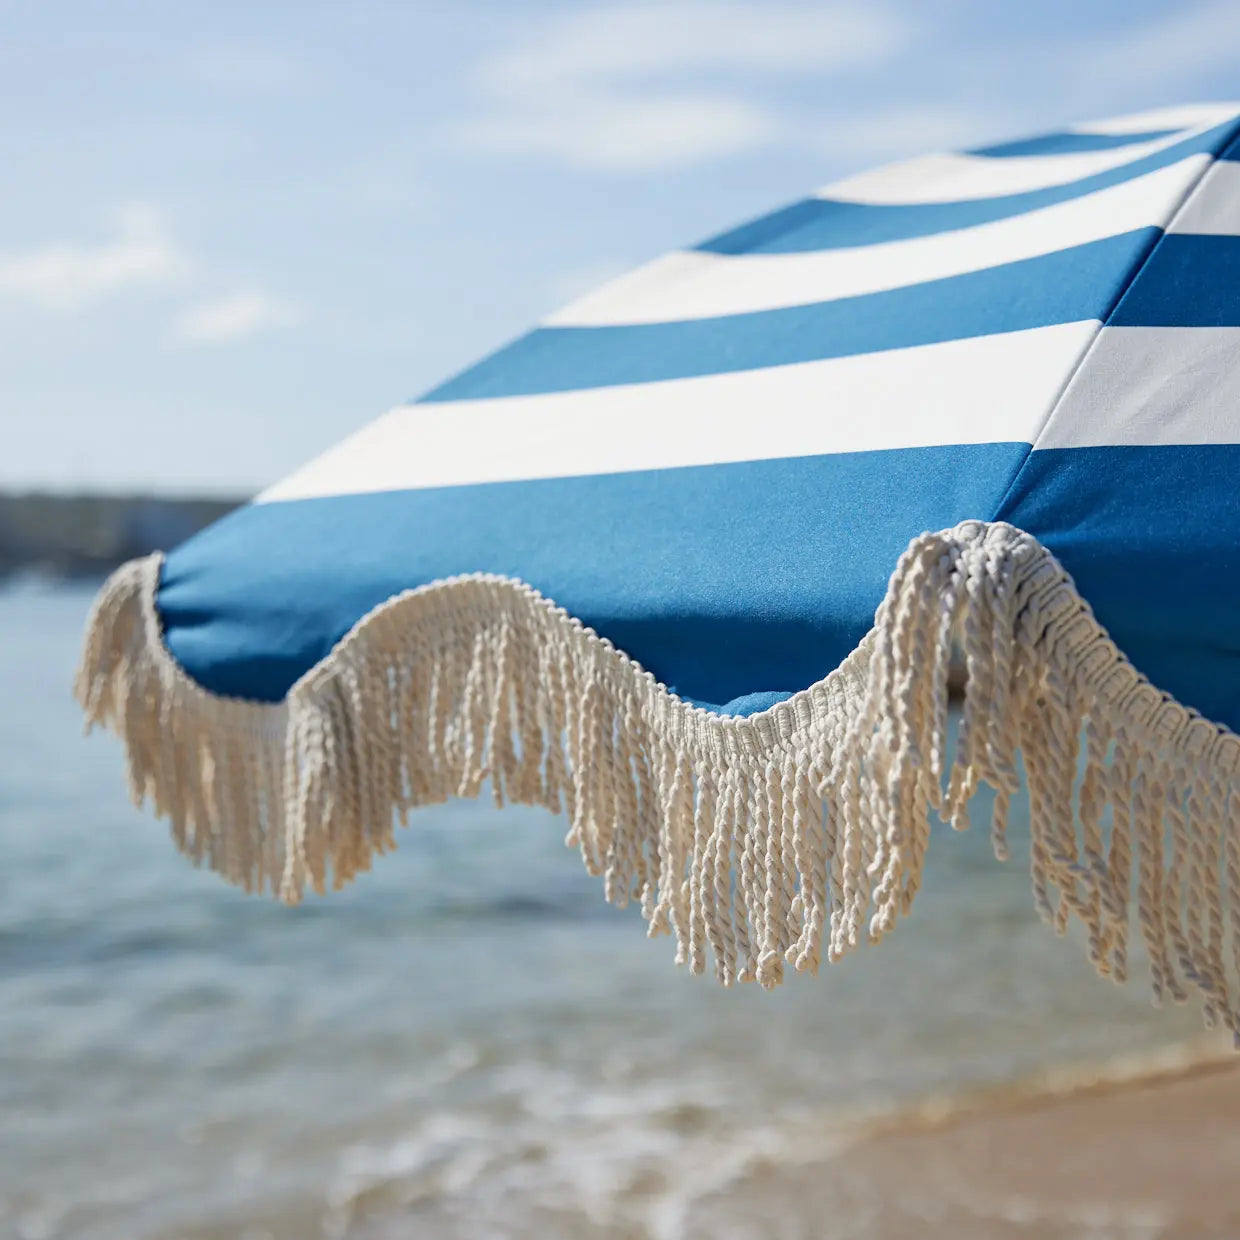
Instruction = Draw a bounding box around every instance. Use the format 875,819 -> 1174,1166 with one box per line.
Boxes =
76,521 -> 1240,1037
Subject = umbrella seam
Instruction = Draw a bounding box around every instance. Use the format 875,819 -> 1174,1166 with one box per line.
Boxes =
987,114 -> 1240,525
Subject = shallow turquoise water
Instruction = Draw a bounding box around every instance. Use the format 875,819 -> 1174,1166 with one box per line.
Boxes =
0,583 -> 1204,1239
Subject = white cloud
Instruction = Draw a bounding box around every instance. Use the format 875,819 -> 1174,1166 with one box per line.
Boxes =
473,1 -> 909,91
452,1 -> 912,173
0,204 -> 188,310
188,45 -> 312,95
171,290 -> 301,345
449,0 -> 1240,178
460,92 -> 778,174
1080,0 -> 1240,92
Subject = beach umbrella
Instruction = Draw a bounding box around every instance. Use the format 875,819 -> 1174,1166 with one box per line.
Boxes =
78,102 -> 1240,1036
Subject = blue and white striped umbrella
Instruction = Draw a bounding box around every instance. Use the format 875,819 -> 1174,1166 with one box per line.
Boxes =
79,103 -> 1240,1034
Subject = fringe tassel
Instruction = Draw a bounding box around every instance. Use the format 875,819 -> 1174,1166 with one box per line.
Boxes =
75,522 -> 1240,1038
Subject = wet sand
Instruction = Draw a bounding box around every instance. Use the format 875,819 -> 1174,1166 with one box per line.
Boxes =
687,1040 -> 1240,1239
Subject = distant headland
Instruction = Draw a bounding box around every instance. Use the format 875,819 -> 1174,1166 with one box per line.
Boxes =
0,491 -> 243,579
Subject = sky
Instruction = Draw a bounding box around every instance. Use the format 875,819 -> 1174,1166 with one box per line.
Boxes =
4,0 -> 1240,495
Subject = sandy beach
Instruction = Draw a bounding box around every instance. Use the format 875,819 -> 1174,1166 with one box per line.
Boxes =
684,1040 -> 1240,1239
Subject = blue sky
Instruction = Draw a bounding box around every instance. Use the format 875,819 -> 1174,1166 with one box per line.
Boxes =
4,0 -> 1239,494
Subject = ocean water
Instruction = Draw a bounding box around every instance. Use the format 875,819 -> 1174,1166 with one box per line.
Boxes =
0,583 -> 1208,1240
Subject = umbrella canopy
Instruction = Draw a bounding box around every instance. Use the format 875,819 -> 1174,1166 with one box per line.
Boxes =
79,102 -> 1240,1034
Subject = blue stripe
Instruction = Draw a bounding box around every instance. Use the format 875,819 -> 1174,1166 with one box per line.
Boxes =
697,118 -> 1239,254
160,444 -> 1240,731
421,232 -> 1155,402
160,445 -> 1031,714
1108,235 -> 1240,326
1000,446 -> 1240,733
968,128 -> 1179,158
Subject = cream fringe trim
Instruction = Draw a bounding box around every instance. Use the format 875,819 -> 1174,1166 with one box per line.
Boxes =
75,521 -> 1240,1037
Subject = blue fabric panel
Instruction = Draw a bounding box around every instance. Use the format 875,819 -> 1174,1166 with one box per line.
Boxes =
422,232 -> 1155,402
697,119 -> 1240,255
159,444 -> 1031,715
998,446 -> 1240,733
1108,235 -> 1240,326
163,445 -> 1240,727
968,129 -> 1179,158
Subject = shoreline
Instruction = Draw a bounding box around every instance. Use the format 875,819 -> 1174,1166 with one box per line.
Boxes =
686,1034 -> 1240,1239
851,1030 -> 1236,1141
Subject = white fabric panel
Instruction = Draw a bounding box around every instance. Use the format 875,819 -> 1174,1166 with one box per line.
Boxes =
546,159 -> 1208,326
817,128 -> 1210,206
260,322 -> 1097,502
1037,326 -> 1240,447
1168,158 -> 1240,234
1074,103 -> 1240,135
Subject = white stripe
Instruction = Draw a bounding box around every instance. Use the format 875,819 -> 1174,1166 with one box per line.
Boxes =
817,128 -> 1208,206
1071,103 -> 1240,135
260,322 -> 1097,502
1038,326 -> 1240,448
547,158 -> 1208,326
1168,158 -> 1240,234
